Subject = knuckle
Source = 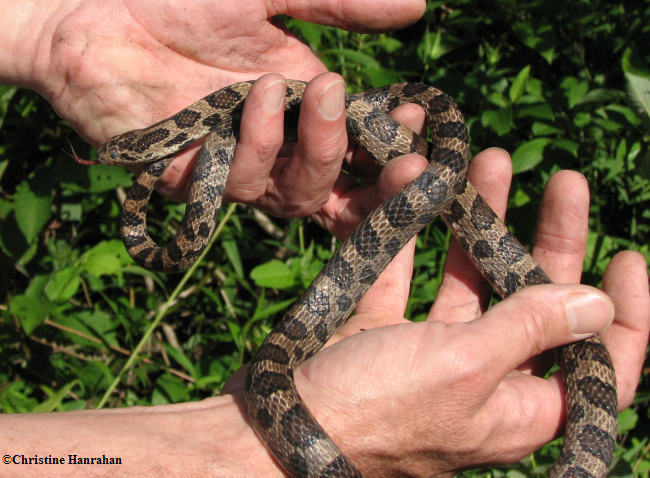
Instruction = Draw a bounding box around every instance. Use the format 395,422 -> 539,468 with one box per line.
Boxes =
250,138 -> 281,161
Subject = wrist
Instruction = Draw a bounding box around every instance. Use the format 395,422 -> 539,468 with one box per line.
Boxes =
0,393 -> 285,477
0,0 -> 76,90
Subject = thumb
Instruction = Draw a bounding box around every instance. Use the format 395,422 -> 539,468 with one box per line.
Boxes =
269,0 -> 426,31
473,284 -> 615,383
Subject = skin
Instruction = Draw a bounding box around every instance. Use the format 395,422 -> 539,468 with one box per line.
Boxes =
0,1 -> 648,476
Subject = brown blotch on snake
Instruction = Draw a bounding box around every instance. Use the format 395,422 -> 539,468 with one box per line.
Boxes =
96,80 -> 618,477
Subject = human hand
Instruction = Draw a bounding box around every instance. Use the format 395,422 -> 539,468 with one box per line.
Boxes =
224,148 -> 649,476
4,0 -> 426,228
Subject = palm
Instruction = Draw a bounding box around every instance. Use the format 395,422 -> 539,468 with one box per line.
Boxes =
46,0 -> 325,145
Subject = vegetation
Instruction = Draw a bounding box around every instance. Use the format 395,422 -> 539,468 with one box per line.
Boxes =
1,0 -> 648,475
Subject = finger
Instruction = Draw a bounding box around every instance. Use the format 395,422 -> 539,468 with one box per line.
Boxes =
312,102 -> 428,238
532,171 -> 590,283
326,104 -> 428,331
268,0 -> 426,31
470,284 -> 614,387
413,283 -> 616,465
225,73 -> 287,204
271,72 -> 348,217
344,236 -> 417,334
599,251 -> 650,408
346,102 -> 427,180
428,148 -> 513,322
329,155 -> 428,337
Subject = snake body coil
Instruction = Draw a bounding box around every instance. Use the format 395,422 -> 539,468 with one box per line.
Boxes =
97,80 -> 617,477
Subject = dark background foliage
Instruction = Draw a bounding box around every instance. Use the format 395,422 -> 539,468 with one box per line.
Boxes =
1,1 -> 648,475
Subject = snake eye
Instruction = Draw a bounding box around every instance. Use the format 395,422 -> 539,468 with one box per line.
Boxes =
110,151 -> 118,160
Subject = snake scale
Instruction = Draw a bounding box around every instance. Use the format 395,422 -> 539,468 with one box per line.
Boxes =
96,80 -> 617,477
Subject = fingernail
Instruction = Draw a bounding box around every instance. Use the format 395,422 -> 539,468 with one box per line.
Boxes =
318,80 -> 345,121
263,80 -> 286,113
564,291 -> 614,336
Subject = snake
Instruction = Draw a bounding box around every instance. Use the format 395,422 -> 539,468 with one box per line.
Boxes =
96,80 -> 618,477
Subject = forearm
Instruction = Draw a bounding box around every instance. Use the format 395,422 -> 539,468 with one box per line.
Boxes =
0,0 -> 76,90
0,394 -> 284,477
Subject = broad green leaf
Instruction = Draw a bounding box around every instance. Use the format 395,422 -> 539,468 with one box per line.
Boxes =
512,22 -> 556,64
552,139 -> 580,158
531,122 -> 561,136
509,188 -> 531,208
57,309 -> 119,348
360,65 -> 401,88
32,380 -> 80,413
624,70 -> 650,120
516,103 -> 555,121
0,381 -> 39,413
511,138 -> 551,174
9,275 -> 53,334
481,107 -> 513,136
428,29 -> 453,60
617,408 -> 638,434
250,260 -> 296,289
622,47 -> 650,120
86,164 -> 133,193
251,297 -> 297,322
285,18 -> 322,50
13,182 -> 52,243
606,104 -> 642,127
60,202 -> 82,221
82,239 -> 130,276
45,267 -> 81,302
9,293 -> 55,335
509,65 -> 530,103
573,112 -> 591,127
382,37 -> 403,54
323,48 -> 381,68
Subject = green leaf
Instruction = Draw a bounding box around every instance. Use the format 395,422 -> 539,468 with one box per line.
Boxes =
509,65 -> 530,103
45,267 -> 81,302
57,309 -> 119,348
82,239 -> 130,276
152,373 -> 189,405
617,408 -> 638,434
511,138 -> 551,174
32,380 -> 80,413
0,381 -> 39,413
552,140 -> 580,158
516,103 -> 555,121
624,69 -> 650,121
323,48 -> 381,69
0,85 -> 17,130
481,107 -> 513,135
512,22 -> 556,64
561,77 -> 588,109
250,260 -> 296,289
86,164 -> 133,193
285,18 -> 322,50
163,344 -> 197,379
531,122 -> 561,136
9,275 -> 54,334
223,239 -> 243,279
13,182 -> 52,243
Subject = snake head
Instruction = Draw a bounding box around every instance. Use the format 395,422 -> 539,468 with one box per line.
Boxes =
96,143 -> 121,165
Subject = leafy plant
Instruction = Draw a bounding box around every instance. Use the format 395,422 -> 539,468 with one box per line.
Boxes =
1,0 -> 649,475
